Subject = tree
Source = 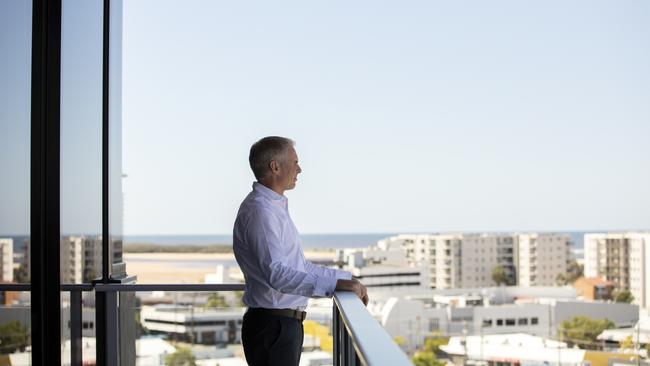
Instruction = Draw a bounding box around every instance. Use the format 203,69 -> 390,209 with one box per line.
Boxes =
556,261 -> 583,286
234,291 -> 246,307
204,293 -> 227,308
13,265 -> 29,283
422,336 -> 449,355
560,316 -> 615,347
412,351 -> 445,366
492,265 -> 510,286
620,335 -> 635,350
566,260 -> 584,283
614,289 -> 635,304
165,348 -> 196,366
0,321 -> 29,353
393,336 -> 406,347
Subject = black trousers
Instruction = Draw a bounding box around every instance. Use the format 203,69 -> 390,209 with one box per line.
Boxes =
241,310 -> 304,366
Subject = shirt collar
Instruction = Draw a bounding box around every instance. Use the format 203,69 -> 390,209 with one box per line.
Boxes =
252,182 -> 288,204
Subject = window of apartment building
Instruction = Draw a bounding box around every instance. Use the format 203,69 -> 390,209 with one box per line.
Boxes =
505,319 -> 515,326
429,318 -> 440,331
518,318 -> 528,326
531,318 -> 539,325
496,319 -> 503,326
482,319 -> 492,327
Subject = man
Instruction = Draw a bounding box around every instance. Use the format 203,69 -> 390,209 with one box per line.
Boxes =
233,136 -> 368,366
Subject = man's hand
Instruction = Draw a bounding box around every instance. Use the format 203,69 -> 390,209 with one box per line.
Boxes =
335,278 -> 369,306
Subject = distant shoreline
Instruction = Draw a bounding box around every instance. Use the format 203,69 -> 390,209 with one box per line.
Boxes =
124,250 -> 336,261
123,242 -> 336,254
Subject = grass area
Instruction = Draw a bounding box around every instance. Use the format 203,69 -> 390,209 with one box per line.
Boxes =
124,243 -> 233,253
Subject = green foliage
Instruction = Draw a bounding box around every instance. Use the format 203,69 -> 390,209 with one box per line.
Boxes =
491,265 -> 512,286
614,289 -> 635,303
560,316 -> 616,345
556,261 -> 585,285
393,336 -> 406,346
165,347 -> 196,366
423,336 -> 449,354
412,351 -> 445,366
13,265 -> 29,283
0,321 -> 29,353
234,291 -> 245,307
566,260 -> 584,283
620,335 -> 635,350
204,293 -> 227,308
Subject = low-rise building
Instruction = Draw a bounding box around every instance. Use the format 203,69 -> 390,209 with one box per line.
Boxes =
140,305 -> 244,345
573,277 -> 614,300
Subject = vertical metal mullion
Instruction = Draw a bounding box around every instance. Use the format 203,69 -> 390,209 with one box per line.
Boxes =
30,0 -> 62,365
70,291 -> 82,366
96,1 -> 113,365
101,0 -> 111,284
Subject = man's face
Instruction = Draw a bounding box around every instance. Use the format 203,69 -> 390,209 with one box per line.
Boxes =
277,147 -> 302,190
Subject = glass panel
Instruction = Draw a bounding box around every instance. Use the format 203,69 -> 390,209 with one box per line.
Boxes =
108,0 -> 125,278
0,0 -> 32,362
0,291 -> 31,364
60,0 -> 103,285
113,290 -> 337,365
0,0 -> 32,284
60,1 -> 103,364
60,291 -> 96,366
130,291 -> 247,365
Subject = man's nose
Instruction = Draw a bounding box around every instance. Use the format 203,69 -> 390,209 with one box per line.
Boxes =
297,165 -> 302,173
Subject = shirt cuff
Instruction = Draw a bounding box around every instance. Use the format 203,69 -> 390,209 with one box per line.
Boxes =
335,270 -> 352,281
314,275 -> 339,298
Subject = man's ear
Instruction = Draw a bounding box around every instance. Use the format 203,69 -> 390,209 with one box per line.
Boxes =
269,160 -> 279,173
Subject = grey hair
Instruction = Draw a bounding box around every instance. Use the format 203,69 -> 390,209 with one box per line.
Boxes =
249,136 -> 295,180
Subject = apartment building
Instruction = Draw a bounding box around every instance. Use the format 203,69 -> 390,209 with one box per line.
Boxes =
377,233 -> 571,289
24,236 -> 106,283
584,232 -> 650,308
518,233 -> 571,287
0,238 -> 14,282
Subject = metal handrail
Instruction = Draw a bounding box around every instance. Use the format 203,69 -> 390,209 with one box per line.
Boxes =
0,283 -> 245,292
333,291 -> 412,366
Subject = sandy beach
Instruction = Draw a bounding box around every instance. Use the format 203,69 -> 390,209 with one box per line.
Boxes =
123,250 -> 337,284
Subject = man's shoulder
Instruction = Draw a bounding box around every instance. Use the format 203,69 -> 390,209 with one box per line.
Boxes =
236,194 -> 278,222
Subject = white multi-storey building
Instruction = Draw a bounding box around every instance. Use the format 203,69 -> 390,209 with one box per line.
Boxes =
59,236 -> 103,283
376,233 -> 571,289
0,238 -> 14,282
517,233 -> 571,287
25,235 -> 105,283
338,246 -> 429,291
584,232 -> 650,308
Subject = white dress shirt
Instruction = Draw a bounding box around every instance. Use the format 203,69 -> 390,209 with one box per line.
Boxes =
233,182 -> 351,311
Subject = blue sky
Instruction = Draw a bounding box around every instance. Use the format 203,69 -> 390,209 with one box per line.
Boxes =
1,1 -> 649,235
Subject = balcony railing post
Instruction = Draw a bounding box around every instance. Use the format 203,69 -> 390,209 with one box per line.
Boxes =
70,290 -> 83,366
333,303 -> 340,366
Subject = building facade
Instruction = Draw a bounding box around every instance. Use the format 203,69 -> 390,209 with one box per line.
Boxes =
0,238 -> 14,283
376,233 -> 571,289
584,232 -> 650,308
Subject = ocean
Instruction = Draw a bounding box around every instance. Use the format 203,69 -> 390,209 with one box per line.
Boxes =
124,232 -> 588,249
3,231 -> 590,257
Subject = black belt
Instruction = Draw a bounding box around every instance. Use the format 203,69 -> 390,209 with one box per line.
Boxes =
246,307 -> 307,321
